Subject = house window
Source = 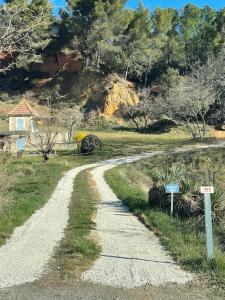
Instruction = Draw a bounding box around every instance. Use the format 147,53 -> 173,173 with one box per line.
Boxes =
16,118 -> 25,131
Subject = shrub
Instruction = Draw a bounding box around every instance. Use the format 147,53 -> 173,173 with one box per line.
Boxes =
149,165 -> 184,186
148,165 -> 225,222
148,165 -> 184,212
80,134 -> 102,155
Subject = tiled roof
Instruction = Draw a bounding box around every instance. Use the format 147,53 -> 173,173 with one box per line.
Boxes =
7,99 -> 39,116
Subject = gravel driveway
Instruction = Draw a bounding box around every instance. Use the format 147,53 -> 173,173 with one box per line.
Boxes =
0,154 -> 153,289
81,160 -> 193,288
1,142 -> 224,289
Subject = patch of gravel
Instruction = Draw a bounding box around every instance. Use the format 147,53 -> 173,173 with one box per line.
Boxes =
82,157 -> 194,288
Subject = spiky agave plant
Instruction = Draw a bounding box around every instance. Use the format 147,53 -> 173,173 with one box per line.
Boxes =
149,165 -> 184,186
148,165 -> 184,210
177,178 -> 201,218
210,185 -> 225,223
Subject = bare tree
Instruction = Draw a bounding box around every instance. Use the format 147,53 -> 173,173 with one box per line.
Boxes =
57,106 -> 83,142
26,117 -> 61,162
0,3 -> 52,72
165,66 -> 216,138
119,88 -> 163,132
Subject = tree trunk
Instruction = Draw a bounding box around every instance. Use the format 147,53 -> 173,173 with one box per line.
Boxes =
68,127 -> 73,142
143,115 -> 148,131
131,117 -> 140,132
41,150 -> 50,163
144,70 -> 148,88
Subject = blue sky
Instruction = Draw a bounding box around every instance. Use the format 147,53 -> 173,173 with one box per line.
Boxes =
52,0 -> 225,15
127,0 -> 225,10
51,0 -> 225,16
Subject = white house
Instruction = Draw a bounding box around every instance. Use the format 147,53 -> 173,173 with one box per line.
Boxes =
7,99 -> 39,151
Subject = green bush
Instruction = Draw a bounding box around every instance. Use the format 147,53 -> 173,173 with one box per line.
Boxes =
0,93 -> 10,102
80,134 -> 102,155
148,165 -> 225,222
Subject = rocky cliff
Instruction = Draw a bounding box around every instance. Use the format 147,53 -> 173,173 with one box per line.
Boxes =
34,72 -> 139,117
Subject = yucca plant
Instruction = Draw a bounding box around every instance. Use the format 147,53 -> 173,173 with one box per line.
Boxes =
206,185 -> 225,223
191,184 -> 225,223
177,178 -> 201,218
149,165 -> 184,186
148,165 -> 184,210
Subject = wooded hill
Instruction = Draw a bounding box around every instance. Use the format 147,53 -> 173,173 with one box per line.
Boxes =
0,1 -> 225,120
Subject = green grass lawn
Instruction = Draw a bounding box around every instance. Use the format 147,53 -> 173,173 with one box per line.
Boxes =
0,157 -> 70,246
54,170 -> 100,278
0,152 -> 100,246
62,128 -> 216,159
105,149 -> 225,289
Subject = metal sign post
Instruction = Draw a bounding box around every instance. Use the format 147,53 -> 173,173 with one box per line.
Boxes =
201,186 -> 214,259
171,192 -> 174,216
165,184 -> 180,216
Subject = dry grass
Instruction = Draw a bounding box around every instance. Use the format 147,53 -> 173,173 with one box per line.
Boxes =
92,128 -> 191,142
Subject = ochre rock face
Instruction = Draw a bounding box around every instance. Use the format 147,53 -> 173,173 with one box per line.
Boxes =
32,72 -> 139,118
102,80 -> 139,116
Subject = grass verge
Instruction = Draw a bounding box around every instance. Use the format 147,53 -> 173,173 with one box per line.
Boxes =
54,170 -> 100,278
105,167 -> 225,289
0,157 -> 70,246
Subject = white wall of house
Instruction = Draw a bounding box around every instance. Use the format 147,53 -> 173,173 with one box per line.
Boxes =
9,117 -> 31,131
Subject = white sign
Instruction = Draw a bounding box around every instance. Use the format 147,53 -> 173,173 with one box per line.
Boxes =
200,186 -> 214,194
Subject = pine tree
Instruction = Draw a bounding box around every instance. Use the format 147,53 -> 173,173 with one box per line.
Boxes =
28,0 -> 53,50
180,4 -> 201,67
121,3 -> 152,81
154,8 -> 184,68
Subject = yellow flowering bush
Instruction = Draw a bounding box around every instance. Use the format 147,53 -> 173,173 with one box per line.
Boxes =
74,132 -> 88,144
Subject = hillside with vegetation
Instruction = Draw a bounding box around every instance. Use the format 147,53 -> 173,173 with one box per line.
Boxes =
0,0 -> 225,137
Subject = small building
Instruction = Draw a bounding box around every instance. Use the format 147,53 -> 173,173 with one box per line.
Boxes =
6,99 -> 39,151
